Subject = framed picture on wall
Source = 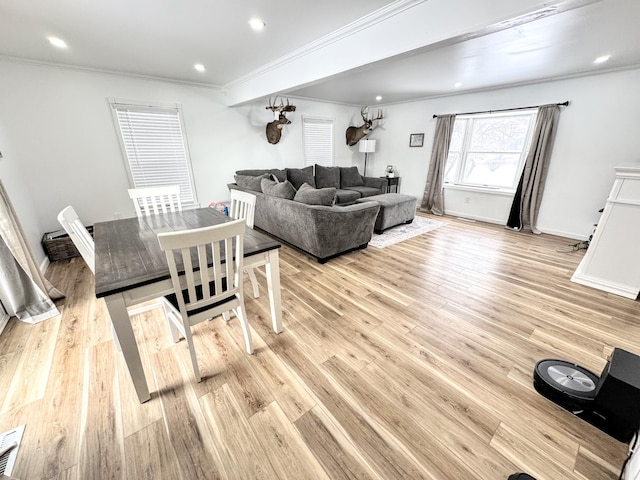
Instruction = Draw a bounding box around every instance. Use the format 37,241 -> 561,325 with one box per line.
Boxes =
409,133 -> 424,147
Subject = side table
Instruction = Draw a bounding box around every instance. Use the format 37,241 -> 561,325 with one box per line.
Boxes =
380,176 -> 400,193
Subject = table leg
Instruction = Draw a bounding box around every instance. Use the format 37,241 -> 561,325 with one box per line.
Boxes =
104,293 -> 151,403
264,249 -> 283,333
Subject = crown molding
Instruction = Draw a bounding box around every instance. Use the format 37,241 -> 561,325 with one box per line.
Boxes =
222,0 -> 426,93
0,55 -> 221,90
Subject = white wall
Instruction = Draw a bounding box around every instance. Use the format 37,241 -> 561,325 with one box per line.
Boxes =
1,59 -> 639,265
369,68 -> 640,239
0,119 -> 43,264
0,60 -> 360,264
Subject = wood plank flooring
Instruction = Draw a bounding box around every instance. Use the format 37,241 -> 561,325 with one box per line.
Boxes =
1,213 -> 637,480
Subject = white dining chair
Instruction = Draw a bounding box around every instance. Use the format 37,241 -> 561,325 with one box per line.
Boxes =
128,185 -> 182,217
158,218 -> 252,382
57,206 -> 96,273
57,205 -> 180,350
57,205 -> 122,349
228,189 -> 261,298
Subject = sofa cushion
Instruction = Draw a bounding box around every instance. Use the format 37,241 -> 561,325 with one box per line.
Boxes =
286,166 -> 316,190
236,169 -> 286,182
294,183 -> 336,206
343,186 -> 384,198
315,164 -> 340,189
261,178 -> 296,200
340,166 -> 365,187
334,189 -> 362,205
235,173 -> 270,192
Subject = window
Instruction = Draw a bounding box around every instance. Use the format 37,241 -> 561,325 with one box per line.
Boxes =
444,111 -> 537,190
302,116 -> 334,167
110,100 -> 197,204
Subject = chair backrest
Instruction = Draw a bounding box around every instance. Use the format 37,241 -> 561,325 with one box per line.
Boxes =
128,185 -> 182,217
157,219 -> 246,315
57,206 -> 95,273
229,189 -> 256,229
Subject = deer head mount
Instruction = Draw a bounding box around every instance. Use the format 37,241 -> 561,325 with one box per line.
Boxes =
265,97 -> 296,145
345,106 -> 383,146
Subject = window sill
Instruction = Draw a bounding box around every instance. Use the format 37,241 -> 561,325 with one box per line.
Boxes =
443,183 -> 515,196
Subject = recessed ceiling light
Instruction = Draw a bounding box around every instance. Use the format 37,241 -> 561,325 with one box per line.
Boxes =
47,36 -> 67,49
454,82 -> 463,88
594,55 -> 611,64
249,18 -> 266,31
194,63 -> 206,72
375,95 -> 382,102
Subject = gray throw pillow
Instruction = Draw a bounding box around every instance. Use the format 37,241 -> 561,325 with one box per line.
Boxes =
286,166 -> 316,190
294,183 -> 336,206
315,164 -> 340,189
235,169 -> 286,182
340,166 -> 365,187
235,173 -> 270,192
261,178 -> 296,200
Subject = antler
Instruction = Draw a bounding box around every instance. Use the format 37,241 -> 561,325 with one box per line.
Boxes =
283,98 -> 296,112
372,109 -> 383,121
361,106 -> 369,122
266,97 -> 284,112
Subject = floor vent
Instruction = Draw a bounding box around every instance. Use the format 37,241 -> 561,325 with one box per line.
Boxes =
0,424 -> 25,477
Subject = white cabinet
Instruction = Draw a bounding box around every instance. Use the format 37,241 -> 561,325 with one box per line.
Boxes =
571,163 -> 640,299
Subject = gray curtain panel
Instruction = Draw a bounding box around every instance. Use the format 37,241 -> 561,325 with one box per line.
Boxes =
0,180 -> 62,323
0,235 -> 59,323
506,104 -> 561,233
420,114 -> 456,215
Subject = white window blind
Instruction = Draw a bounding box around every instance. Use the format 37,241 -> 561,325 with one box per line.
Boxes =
112,103 -> 196,204
303,116 -> 334,167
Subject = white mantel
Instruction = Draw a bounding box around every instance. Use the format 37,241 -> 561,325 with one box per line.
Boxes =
571,163 -> 640,299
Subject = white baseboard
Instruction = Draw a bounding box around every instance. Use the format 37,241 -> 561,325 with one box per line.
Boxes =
40,256 -> 50,274
444,210 -> 587,241
443,209 -> 505,225
571,271 -> 639,300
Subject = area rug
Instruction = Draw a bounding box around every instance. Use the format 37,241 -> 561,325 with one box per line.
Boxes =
369,216 -> 446,248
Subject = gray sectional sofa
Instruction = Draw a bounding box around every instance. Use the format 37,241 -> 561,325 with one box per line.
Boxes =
228,165 -> 385,262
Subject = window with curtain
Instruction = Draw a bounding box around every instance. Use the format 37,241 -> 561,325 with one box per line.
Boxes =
303,116 -> 334,167
444,111 -> 537,190
110,100 -> 197,204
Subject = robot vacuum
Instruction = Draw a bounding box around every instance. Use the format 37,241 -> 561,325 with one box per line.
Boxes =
533,348 -> 640,443
533,359 -> 599,411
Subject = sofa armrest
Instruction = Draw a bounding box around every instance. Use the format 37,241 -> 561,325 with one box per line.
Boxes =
254,195 -> 380,261
363,176 -> 386,193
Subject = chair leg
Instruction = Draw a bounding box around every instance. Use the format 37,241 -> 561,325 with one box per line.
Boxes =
235,295 -> 253,355
222,311 -> 231,321
246,267 -> 260,298
162,298 -> 182,343
182,326 -> 201,382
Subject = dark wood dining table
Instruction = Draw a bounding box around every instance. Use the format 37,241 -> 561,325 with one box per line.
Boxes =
94,207 -> 283,403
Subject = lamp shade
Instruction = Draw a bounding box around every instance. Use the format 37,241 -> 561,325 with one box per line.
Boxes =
359,139 -> 376,153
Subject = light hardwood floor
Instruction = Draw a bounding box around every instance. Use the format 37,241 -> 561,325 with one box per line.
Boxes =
1,213 -> 637,480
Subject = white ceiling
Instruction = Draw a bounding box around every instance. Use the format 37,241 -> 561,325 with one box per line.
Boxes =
1,0 -> 639,106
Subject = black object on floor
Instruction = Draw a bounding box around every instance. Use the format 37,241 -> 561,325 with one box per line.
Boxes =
534,359 -> 598,411
508,474 -> 537,480
534,347 -> 640,443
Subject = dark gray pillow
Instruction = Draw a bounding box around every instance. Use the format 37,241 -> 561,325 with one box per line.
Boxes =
315,164 -> 340,189
294,183 -> 336,206
340,166 -> 365,187
286,166 -> 316,190
261,178 -> 296,200
234,173 -> 270,192
236,169 -> 286,182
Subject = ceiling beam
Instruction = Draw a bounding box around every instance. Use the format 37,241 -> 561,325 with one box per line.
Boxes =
222,0 -> 599,106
